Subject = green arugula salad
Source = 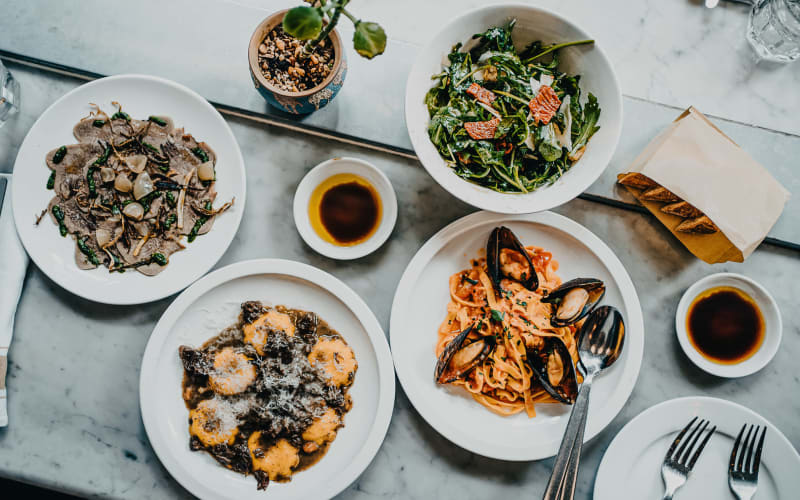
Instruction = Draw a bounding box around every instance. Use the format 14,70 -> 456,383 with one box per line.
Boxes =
425,20 -> 601,193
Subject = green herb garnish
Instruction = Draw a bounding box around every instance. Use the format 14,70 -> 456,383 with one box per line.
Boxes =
111,111 -> 130,121
141,141 -> 160,154
148,116 -> 168,126
86,167 -> 99,198
461,274 -> 479,285
187,201 -> 213,243
490,309 -> 505,322
151,252 -> 168,266
93,144 -> 111,166
52,146 -> 67,164
46,171 -> 56,190
165,191 -> 177,208
77,237 -> 100,265
92,120 -> 106,127
163,213 -> 177,229
191,147 -> 208,162
51,205 -> 67,236
138,190 -> 162,213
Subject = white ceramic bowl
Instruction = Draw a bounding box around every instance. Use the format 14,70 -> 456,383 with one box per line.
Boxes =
405,4 -> 622,214
293,157 -> 397,260
675,273 -> 782,378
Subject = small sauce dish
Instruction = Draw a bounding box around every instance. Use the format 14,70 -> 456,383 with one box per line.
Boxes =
293,157 -> 397,260
675,273 -> 782,378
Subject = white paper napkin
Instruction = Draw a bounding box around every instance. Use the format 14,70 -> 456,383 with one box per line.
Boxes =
0,176 -> 29,426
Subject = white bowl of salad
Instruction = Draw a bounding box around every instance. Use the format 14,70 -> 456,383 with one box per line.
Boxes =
405,4 -> 622,213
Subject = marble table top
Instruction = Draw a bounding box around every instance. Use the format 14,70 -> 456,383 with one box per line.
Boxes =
1,2 -> 799,498
4,0 -> 800,246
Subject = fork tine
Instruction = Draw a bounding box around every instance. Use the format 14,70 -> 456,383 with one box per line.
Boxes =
675,419 -> 705,463
752,426 -> 767,477
730,424 -> 746,473
737,425 -> 754,472
744,424 -> 759,473
680,420 -> 709,464
665,417 -> 698,461
736,424 -> 753,472
688,425 -> 716,470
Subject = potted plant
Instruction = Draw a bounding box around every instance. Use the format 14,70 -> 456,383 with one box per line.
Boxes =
248,0 -> 387,114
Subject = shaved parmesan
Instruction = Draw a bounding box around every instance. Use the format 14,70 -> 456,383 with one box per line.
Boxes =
554,95 -> 573,151
477,101 -> 502,119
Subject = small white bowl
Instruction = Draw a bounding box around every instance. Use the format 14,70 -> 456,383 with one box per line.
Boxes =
675,273 -> 782,378
293,157 -> 397,260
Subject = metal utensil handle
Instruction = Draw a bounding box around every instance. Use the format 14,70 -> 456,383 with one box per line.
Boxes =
542,374 -> 594,500
556,380 -> 593,499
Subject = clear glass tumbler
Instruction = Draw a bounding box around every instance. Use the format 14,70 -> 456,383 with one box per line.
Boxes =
747,0 -> 800,62
0,60 -> 20,127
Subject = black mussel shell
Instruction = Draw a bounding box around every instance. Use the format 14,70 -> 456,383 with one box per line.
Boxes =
435,324 -> 495,384
526,336 -> 579,404
542,278 -> 605,327
487,226 -> 538,294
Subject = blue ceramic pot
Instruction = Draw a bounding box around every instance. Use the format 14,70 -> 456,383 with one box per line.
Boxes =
249,10 -> 347,115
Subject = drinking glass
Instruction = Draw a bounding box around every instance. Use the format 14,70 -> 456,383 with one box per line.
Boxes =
0,60 -> 20,127
747,0 -> 800,62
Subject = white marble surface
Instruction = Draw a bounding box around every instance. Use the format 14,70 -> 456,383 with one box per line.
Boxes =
0,60 -> 798,500
235,0 -> 800,137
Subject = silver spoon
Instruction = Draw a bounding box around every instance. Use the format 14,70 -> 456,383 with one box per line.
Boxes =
542,305 -> 625,500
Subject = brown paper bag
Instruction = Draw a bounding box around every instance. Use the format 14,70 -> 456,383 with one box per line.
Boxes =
620,107 -> 790,264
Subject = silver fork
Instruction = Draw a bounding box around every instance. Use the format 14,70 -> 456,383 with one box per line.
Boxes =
661,417 -> 717,499
729,424 -> 767,500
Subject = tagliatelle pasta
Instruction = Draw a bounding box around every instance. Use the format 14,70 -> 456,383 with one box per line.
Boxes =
435,246 -> 583,417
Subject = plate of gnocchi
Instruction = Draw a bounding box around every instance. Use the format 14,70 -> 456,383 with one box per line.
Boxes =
139,259 -> 394,500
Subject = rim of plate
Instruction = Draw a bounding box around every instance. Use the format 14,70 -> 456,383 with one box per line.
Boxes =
293,157 -> 398,260
593,396 -> 800,499
11,74 -> 246,305
405,3 -> 623,214
675,273 -> 782,378
139,258 -> 395,500
389,210 -> 644,460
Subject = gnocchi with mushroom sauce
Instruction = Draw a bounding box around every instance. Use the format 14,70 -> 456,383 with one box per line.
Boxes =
179,300 -> 357,490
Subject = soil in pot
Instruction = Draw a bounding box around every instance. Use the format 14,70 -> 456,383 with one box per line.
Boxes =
257,25 -> 335,93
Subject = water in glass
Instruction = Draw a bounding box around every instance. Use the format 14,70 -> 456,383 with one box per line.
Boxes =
747,0 -> 800,62
0,60 -> 20,127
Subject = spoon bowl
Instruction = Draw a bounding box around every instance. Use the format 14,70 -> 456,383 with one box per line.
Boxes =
578,305 -> 626,377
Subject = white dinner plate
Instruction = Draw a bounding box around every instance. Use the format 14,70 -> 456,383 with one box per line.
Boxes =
405,4 -> 623,214
594,396 -> 800,499
389,211 -> 643,460
12,74 -> 246,304
140,259 -> 395,500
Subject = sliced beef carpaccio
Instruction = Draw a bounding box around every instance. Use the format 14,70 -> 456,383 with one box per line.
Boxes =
41,105 -> 231,276
73,117 -> 114,145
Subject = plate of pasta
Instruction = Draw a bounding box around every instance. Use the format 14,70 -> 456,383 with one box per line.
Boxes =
390,211 -> 643,460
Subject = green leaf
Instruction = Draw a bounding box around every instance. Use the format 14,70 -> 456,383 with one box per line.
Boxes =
353,22 -> 387,59
537,122 -> 562,162
571,93 -> 601,154
469,20 -> 516,60
490,309 -> 506,322
282,6 -> 323,40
